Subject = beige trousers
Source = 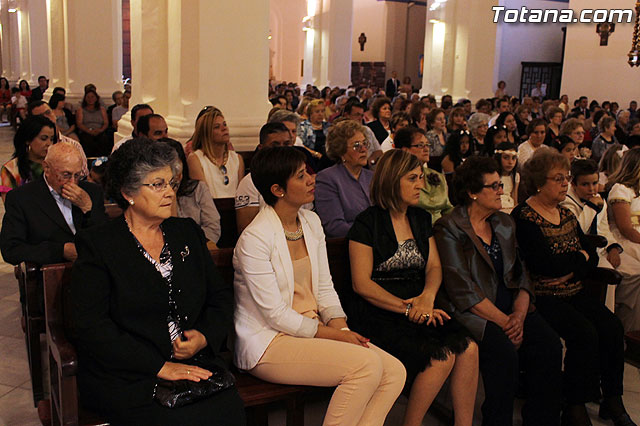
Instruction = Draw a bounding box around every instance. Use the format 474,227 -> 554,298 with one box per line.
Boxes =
250,335 -> 406,426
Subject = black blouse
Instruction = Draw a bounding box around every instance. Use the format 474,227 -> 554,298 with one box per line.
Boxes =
347,205 -> 432,268
511,203 -> 597,297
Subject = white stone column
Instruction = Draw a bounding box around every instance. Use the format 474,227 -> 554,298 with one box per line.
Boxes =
302,0 -> 353,88
64,0 -> 122,104
421,0 -> 497,101
118,0 -> 271,150
0,0 -> 19,83
15,0 -> 31,84
26,0 -> 49,83
46,0 -> 69,91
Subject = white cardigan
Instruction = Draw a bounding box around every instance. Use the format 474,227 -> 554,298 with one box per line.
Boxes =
232,206 -> 346,370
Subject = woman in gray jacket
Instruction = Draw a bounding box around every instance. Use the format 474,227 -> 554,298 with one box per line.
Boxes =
434,156 -> 563,426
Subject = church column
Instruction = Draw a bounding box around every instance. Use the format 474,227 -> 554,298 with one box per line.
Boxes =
420,0 -> 497,101
118,0 -> 270,150
26,0 -> 49,83
0,0 -> 19,83
15,0 -> 31,84
64,0 -> 122,105
46,0 -> 69,92
303,0 -> 353,88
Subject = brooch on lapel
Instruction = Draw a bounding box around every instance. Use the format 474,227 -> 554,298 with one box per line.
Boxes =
180,245 -> 190,262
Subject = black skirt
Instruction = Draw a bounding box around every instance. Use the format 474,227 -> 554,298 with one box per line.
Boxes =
347,269 -> 471,384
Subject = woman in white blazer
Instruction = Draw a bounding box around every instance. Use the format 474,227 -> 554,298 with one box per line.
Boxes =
233,147 -> 405,426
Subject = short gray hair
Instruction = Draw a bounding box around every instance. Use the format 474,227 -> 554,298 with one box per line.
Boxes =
467,112 -> 490,133
268,109 -> 301,126
106,138 -> 180,209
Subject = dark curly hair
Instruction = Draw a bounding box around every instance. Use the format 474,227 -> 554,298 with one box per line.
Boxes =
106,138 -> 179,209
521,150 -> 569,195
443,129 -> 472,169
370,96 -> 391,120
452,156 -> 498,205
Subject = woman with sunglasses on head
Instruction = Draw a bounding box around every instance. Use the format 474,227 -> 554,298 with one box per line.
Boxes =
234,146 -> 405,426
70,139 -> 245,425
347,149 -> 478,426
315,120 -> 374,238
435,156 -> 563,426
188,107 -> 244,198
512,150 -> 632,426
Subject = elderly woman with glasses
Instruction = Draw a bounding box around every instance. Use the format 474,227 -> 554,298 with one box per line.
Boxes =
315,120 -> 374,238
512,150 -> 632,426
435,156 -> 562,426
70,139 -> 245,425
188,107 -> 244,198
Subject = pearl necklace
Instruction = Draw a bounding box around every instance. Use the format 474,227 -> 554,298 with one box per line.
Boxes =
284,224 -> 304,241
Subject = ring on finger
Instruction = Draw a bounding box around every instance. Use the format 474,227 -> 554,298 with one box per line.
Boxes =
187,370 -> 190,375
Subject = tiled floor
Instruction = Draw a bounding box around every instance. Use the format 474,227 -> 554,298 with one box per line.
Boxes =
0,124 -> 638,425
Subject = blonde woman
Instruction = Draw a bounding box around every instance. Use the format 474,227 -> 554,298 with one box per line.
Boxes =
187,107 -> 244,198
298,99 -> 331,160
608,148 -> 640,333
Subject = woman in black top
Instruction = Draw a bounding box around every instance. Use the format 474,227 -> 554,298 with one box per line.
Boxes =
348,149 -> 478,426
366,96 -> 393,145
512,150 -> 632,426
71,139 -> 245,425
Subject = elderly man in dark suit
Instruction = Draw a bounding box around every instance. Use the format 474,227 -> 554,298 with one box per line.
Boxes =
0,141 -> 106,265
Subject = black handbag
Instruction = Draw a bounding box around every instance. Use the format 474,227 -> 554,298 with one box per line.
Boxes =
154,351 -> 236,409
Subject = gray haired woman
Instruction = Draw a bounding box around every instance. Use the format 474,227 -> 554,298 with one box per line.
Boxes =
71,138 -> 245,425
468,112 -> 490,155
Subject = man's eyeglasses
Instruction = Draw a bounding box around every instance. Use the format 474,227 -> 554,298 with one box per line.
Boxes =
57,171 -> 86,182
546,174 -> 571,184
141,178 -> 180,192
483,182 -> 504,191
351,141 -> 370,151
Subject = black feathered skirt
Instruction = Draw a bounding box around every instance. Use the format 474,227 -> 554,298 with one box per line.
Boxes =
347,269 -> 471,384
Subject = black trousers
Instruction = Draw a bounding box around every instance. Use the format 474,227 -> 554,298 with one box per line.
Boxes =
536,290 -> 625,404
479,312 -> 563,426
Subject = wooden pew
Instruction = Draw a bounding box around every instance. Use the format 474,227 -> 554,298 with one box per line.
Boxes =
213,198 -> 238,248
43,263 -> 108,426
15,262 -> 46,406
103,203 -> 123,219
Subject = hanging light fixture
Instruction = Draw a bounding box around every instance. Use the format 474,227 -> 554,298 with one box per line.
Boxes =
629,0 -> 640,66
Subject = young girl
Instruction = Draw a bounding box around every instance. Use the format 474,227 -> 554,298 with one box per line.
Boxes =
496,112 -> 518,144
556,135 -> 577,163
481,124 -> 507,157
441,129 -> 472,174
493,142 -> 519,212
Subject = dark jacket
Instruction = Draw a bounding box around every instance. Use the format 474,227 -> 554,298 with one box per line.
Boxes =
70,216 -> 233,413
0,176 -> 106,265
366,119 -> 390,145
434,206 -> 533,340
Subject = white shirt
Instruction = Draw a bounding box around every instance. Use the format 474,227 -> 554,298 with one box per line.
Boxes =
380,136 -> 394,152
44,175 -> 76,234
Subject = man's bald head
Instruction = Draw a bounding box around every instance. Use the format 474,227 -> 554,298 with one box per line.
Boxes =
45,142 -> 84,166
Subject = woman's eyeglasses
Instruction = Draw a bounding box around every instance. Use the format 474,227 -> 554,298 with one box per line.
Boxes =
141,178 -> 180,192
546,174 -> 571,184
482,182 -> 504,191
351,141 -> 370,151
220,165 -> 229,185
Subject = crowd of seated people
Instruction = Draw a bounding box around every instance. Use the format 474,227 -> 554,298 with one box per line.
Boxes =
2,75 -> 640,425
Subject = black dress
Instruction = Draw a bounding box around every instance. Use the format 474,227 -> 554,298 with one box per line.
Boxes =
346,206 -> 471,383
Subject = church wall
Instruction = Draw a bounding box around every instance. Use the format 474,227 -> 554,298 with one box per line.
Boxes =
496,0 -> 567,98
561,0 -> 638,106
352,0 -> 387,62
269,0 -> 306,84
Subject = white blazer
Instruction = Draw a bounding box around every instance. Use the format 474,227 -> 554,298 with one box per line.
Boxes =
232,205 -> 346,370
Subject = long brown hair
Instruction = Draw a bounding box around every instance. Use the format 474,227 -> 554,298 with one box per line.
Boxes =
192,107 -> 226,160
370,150 -> 422,212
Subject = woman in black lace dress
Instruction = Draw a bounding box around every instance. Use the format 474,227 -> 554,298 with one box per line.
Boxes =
347,149 -> 478,426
